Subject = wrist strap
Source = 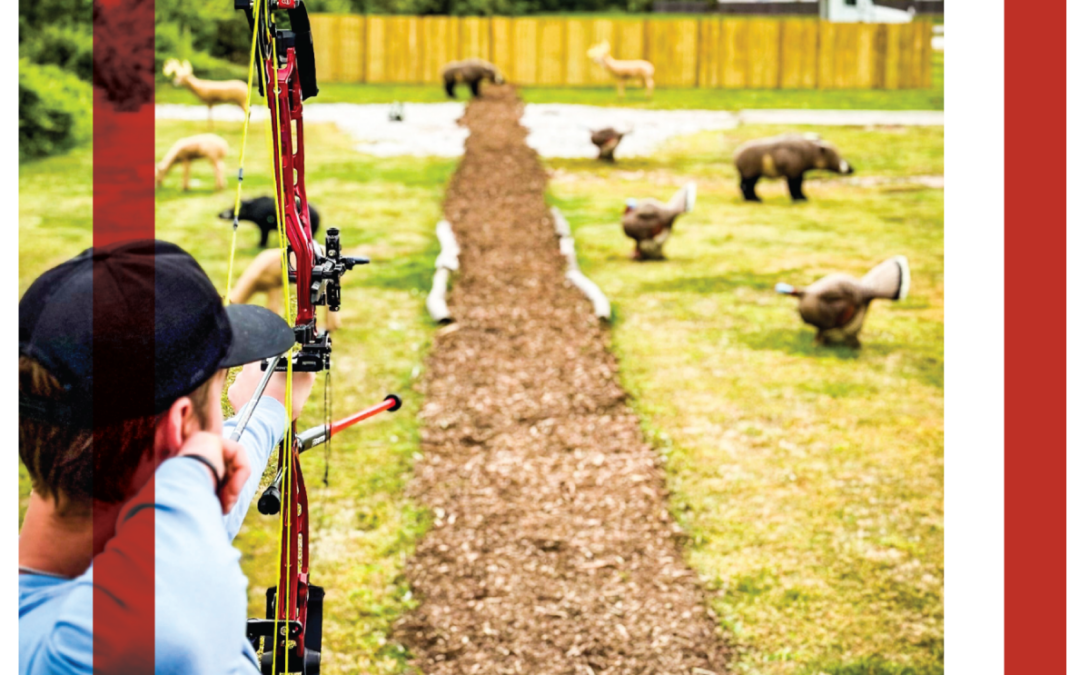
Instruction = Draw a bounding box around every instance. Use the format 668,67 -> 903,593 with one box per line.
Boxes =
180,454 -> 223,494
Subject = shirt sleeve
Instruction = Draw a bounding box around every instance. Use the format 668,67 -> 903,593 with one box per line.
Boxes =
25,459 -> 259,674
222,397 -> 287,542
22,584 -> 94,674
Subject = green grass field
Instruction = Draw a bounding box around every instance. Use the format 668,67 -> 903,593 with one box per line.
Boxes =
19,121 -> 455,674
546,125 -> 943,674
19,123 -> 946,669
25,77 -> 942,675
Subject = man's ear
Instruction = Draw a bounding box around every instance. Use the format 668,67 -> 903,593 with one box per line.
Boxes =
156,395 -> 198,462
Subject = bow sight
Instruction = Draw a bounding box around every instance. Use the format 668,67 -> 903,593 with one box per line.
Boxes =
288,226 -> 370,372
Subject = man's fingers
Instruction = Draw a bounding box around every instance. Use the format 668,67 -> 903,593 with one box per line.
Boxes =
219,438 -> 251,514
227,362 -> 265,412
228,362 -> 319,423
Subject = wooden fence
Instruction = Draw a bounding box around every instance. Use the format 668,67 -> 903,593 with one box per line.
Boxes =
309,15 -> 933,89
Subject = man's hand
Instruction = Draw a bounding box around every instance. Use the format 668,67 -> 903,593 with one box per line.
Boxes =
217,437 -> 251,514
228,362 -> 317,422
177,432 -> 251,514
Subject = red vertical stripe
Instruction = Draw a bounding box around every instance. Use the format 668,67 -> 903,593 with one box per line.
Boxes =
93,0 -> 155,671
1015,1 -> 1075,673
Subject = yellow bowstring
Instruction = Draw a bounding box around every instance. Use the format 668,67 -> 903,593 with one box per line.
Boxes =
231,2 -> 296,670
224,0 -> 264,306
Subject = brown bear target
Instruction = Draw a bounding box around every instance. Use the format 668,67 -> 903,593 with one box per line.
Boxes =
733,134 -> 854,202
441,59 -> 505,99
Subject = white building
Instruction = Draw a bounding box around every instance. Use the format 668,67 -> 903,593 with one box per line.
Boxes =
708,0 -> 916,22
819,0 -> 915,22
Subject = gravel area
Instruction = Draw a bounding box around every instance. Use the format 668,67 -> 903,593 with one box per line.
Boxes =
394,85 -> 728,674
521,104 -> 738,158
156,102 -> 942,159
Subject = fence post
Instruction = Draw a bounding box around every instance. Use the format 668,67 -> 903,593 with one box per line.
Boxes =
694,18 -> 701,88
776,19 -> 785,89
562,19 -> 569,86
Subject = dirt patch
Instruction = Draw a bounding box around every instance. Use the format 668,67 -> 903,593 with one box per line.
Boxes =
394,85 -> 728,673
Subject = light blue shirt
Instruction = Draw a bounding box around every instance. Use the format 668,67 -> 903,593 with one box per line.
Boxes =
19,398 -> 287,674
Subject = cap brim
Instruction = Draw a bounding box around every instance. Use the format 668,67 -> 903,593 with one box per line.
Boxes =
220,304 -> 296,368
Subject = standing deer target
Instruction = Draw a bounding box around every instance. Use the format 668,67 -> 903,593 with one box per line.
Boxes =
587,41 -> 655,99
163,58 -> 248,129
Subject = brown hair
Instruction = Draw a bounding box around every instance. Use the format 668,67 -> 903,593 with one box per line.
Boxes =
19,357 -> 215,508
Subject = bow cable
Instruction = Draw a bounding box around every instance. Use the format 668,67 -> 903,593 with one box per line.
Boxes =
224,0 -> 265,306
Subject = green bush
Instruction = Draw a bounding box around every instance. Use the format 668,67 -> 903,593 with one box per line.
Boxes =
18,0 -> 93,32
19,58 -> 92,161
184,51 -> 249,82
155,20 -> 249,84
155,1 -> 253,65
21,24 -> 93,81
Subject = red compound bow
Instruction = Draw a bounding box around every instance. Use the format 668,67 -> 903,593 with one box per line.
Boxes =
228,2 -> 402,672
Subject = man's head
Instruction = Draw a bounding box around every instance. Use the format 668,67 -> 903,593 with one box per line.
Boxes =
19,357 -> 221,510
19,240 -> 295,511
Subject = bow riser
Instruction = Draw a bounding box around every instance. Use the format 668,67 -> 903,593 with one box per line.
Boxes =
238,3 -> 324,672
268,46 -> 320,673
266,50 -> 317,329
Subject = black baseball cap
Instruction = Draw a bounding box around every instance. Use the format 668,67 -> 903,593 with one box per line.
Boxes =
19,240 -> 296,427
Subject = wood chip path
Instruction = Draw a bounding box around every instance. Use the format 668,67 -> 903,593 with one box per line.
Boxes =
395,86 -> 729,675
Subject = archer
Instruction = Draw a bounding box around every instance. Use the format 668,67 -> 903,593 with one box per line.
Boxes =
18,240 -> 316,674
